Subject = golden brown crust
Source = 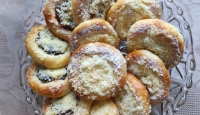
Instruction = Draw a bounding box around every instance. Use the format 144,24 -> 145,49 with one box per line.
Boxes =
107,0 -> 162,40
72,0 -> 116,25
70,19 -> 120,52
90,99 -> 119,115
127,19 -> 184,69
114,73 -> 151,114
43,0 -> 75,41
25,25 -> 71,68
125,50 -> 170,105
71,0 -> 90,25
26,62 -> 71,98
67,42 -> 127,100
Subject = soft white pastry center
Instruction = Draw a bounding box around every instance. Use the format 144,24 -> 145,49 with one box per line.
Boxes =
115,83 -> 147,115
79,55 -> 116,96
128,63 -> 161,94
46,91 -> 77,114
36,28 -> 68,53
38,67 -> 66,79
143,36 -> 167,60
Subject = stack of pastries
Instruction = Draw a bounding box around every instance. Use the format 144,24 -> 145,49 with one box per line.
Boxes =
25,0 -> 184,114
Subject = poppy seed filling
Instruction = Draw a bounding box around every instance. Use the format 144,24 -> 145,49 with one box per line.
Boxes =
36,66 -> 67,83
55,0 -> 76,30
35,28 -> 68,55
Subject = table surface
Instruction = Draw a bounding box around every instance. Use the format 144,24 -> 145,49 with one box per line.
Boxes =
0,0 -> 200,115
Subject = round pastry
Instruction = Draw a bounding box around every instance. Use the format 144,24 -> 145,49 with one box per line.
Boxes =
127,19 -> 184,69
72,0 -> 116,25
107,0 -> 162,40
125,50 -> 171,105
70,19 -> 120,52
114,73 -> 151,115
43,90 -> 93,115
67,42 -> 127,100
43,0 -> 76,41
90,99 -> 119,115
26,62 -> 71,98
25,25 -> 71,68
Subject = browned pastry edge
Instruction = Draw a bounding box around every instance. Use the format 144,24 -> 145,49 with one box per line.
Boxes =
25,25 -> 71,68
127,19 -> 184,69
90,98 -> 119,115
43,0 -> 73,41
26,62 -> 71,98
71,0 -> 90,25
126,73 -> 151,113
114,73 -> 151,114
125,50 -> 170,105
107,0 -> 162,40
70,18 -> 120,52
68,42 -> 127,100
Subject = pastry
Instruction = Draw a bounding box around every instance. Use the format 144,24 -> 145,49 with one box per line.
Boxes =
70,18 -> 120,52
90,99 -> 119,115
25,25 -> 71,68
43,90 -> 93,115
43,0 -> 76,41
67,42 -> 127,100
127,19 -> 184,69
107,0 -> 162,40
125,50 -> 170,105
72,0 -> 116,25
114,73 -> 151,115
26,62 -> 71,98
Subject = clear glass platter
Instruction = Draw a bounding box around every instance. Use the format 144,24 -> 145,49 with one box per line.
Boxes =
18,0 -> 196,114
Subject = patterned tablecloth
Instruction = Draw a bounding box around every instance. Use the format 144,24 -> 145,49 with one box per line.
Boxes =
0,0 -> 199,115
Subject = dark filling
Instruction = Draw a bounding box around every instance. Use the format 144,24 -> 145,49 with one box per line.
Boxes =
36,33 -> 64,55
57,109 -> 74,115
55,1 -> 76,31
36,66 -> 67,83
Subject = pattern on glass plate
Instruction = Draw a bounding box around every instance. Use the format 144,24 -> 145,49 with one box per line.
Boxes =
18,0 -> 195,115
18,1 -> 46,115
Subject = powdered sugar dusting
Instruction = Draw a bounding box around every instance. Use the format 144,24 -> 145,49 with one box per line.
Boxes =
70,19 -> 119,52
127,20 -> 184,69
67,43 -> 126,99
107,0 -> 162,40
49,82 -> 62,94
114,79 -> 151,114
45,91 -> 93,115
73,0 -> 115,23
126,50 -> 170,104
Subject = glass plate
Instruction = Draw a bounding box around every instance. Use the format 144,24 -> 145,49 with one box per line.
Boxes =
18,0 -> 196,114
